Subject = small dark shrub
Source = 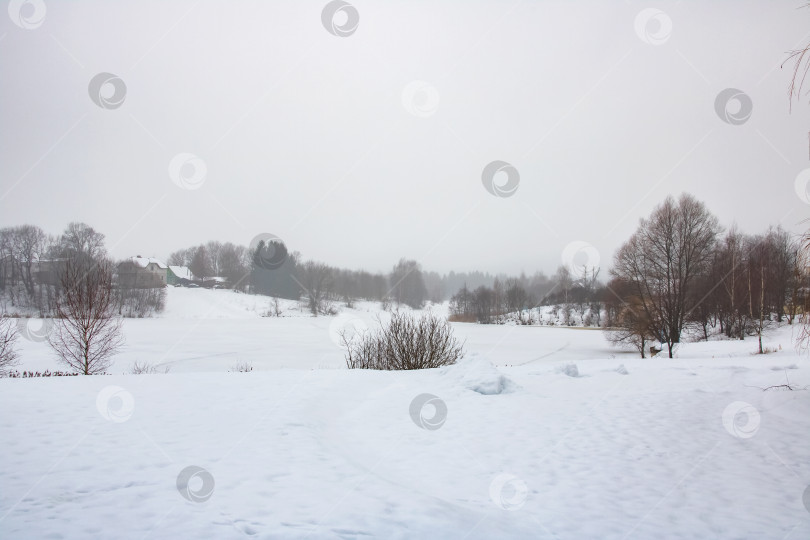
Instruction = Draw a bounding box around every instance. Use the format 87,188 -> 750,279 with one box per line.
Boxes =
130,361 -> 170,374
343,312 -> 464,370
229,361 -> 253,372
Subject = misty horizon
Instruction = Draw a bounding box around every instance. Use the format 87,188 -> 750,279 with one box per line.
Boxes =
2,1 -> 808,275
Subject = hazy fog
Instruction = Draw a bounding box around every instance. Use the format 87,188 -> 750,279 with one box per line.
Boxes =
1,0 -> 808,275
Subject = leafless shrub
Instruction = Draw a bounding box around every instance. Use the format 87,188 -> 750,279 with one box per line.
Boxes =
448,313 -> 477,323
381,296 -> 393,311
343,311 -> 464,370
0,315 -> 21,376
229,360 -> 253,372
262,297 -> 283,318
48,260 -> 124,375
130,361 -> 169,374
116,286 -> 166,318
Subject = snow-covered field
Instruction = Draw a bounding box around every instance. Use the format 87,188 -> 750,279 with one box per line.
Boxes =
1,288 -> 809,539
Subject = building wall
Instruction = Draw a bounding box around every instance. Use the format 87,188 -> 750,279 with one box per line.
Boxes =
118,262 -> 166,289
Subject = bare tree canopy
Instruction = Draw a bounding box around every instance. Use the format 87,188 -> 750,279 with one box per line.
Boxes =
612,193 -> 721,358
48,260 -> 124,374
0,315 -> 20,375
56,222 -> 107,262
298,260 -> 334,316
389,259 -> 427,309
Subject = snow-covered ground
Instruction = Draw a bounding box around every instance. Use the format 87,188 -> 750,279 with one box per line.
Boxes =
1,288 -> 809,539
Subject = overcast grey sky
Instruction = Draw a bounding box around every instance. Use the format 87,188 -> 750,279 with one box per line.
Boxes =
1,0 -> 808,276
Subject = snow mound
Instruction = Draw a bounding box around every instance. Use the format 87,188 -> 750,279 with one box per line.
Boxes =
443,354 -> 518,395
555,363 -> 580,377
615,364 -> 629,375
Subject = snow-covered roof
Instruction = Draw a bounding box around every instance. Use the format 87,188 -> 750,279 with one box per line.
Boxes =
169,265 -> 193,280
127,256 -> 167,269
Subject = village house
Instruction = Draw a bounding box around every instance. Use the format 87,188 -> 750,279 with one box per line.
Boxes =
167,265 -> 194,286
117,256 -> 168,288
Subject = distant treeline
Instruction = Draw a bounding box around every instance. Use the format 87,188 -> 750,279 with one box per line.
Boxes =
167,239 -> 557,314
4,193 -> 804,341
0,222 -> 164,318
450,194 -> 806,358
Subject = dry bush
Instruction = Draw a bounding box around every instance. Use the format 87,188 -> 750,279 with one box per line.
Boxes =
0,315 -> 21,376
229,360 -> 253,372
447,313 -> 477,323
116,287 -> 166,318
130,361 -> 170,374
343,311 -> 464,370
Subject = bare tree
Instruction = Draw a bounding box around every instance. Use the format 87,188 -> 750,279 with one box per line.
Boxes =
492,278 -> 505,321
298,260 -> 334,316
762,227 -> 797,323
554,265 -> 573,307
218,242 -> 249,291
189,245 -> 212,280
48,260 -> 124,374
787,239 -> 808,325
584,268 -> 602,327
57,222 -> 106,262
11,225 -> 46,299
612,194 -> 721,357
472,285 -> 495,324
505,278 -> 533,324
449,283 -> 476,322
389,259 -> 427,309
605,278 -> 654,358
748,239 -> 768,354
0,315 -> 20,375
716,227 -> 749,339
785,20 -> 810,346
797,226 -> 810,351
167,247 -> 192,267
